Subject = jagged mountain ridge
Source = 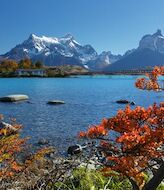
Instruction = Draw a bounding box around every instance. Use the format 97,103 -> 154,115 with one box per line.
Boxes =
2,34 -> 97,67
87,51 -> 122,71
2,33 -> 120,69
1,30 -> 164,71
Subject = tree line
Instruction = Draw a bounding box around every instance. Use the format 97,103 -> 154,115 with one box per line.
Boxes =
0,59 -> 44,73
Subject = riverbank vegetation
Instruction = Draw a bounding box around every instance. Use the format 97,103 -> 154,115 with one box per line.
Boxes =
0,59 -> 43,77
0,59 -> 88,77
0,59 -> 43,71
0,59 -> 158,78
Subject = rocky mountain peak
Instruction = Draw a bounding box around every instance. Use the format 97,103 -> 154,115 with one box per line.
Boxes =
63,33 -> 74,40
1,33 -> 100,67
28,33 -> 38,40
138,29 -> 164,53
153,29 -> 162,37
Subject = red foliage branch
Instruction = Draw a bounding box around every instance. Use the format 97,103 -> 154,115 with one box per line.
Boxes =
135,66 -> 164,91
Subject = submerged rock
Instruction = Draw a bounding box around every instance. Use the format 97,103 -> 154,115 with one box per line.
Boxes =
38,138 -> 50,145
116,100 -> 136,105
47,100 -> 65,105
0,94 -> 29,102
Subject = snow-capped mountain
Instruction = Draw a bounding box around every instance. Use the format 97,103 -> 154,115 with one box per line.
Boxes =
106,30 -> 164,71
2,30 -> 163,71
2,33 -> 98,68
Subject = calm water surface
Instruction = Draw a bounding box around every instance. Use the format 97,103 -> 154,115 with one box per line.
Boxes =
0,76 -> 163,153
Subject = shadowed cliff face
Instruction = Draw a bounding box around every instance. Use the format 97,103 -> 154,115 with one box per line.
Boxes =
106,30 -> 164,71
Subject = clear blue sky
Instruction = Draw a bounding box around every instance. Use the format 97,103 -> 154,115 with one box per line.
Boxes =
0,0 -> 164,55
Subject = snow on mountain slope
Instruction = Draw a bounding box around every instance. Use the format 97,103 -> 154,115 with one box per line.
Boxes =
2,34 -> 98,67
2,33 -> 122,70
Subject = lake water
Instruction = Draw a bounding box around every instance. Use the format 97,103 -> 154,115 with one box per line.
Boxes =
0,76 -> 163,154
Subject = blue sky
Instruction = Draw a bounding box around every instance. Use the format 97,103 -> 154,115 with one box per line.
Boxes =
0,0 -> 164,55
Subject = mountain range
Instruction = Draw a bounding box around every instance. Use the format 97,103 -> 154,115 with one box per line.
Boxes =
1,30 -> 164,71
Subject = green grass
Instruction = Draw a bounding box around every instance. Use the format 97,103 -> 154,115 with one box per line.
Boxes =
54,167 -> 132,190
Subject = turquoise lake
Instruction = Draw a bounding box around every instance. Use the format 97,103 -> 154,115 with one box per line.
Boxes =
0,76 -> 163,154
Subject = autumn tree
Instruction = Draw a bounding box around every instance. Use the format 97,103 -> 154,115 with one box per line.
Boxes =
0,60 -> 18,73
0,115 -> 27,179
18,58 -> 32,69
0,115 -> 80,189
0,115 -> 53,189
79,66 -> 164,190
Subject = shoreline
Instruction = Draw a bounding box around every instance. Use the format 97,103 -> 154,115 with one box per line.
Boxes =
0,72 -> 147,78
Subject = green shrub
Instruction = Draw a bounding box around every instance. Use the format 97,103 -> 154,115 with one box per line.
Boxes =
54,167 -> 132,190
156,184 -> 164,190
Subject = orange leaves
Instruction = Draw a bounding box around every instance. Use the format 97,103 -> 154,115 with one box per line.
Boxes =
115,124 -> 160,156
0,161 -> 23,179
79,119 -> 108,138
78,66 -> 164,188
135,77 -> 147,89
11,161 -> 23,172
109,104 -> 163,158
108,104 -> 163,134
107,155 -> 147,187
0,116 -> 27,179
0,116 -> 53,180
82,125 -> 108,138
135,78 -> 159,91
135,66 -> 164,91
19,58 -> 32,69
149,66 -> 164,79
78,102 -> 164,186
0,60 -> 18,73
78,131 -> 86,138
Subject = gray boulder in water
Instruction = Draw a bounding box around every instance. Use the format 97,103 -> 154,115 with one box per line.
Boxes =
0,94 -> 29,102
